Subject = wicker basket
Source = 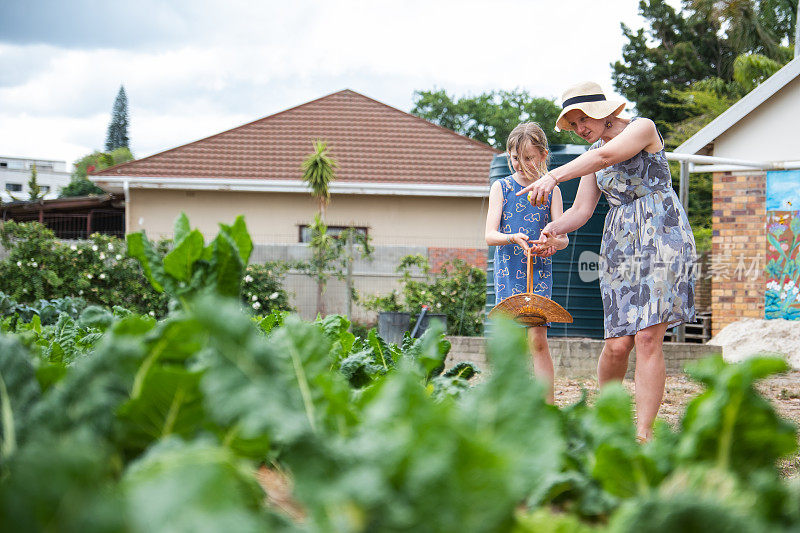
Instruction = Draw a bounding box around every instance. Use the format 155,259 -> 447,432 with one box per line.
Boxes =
488,248 -> 573,327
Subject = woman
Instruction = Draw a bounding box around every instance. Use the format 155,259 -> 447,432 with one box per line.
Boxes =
523,81 -> 695,441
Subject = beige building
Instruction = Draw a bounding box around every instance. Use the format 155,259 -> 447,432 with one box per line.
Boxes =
91,89 -> 499,319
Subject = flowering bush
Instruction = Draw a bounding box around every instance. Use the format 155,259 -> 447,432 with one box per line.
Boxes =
242,262 -> 292,315
0,221 -> 292,319
363,254 -> 486,336
0,222 -> 170,316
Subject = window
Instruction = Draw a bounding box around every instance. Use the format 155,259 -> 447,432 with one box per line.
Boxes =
5,183 -> 22,192
37,164 -> 54,171
40,185 -> 51,193
298,225 -> 368,243
0,162 -> 7,168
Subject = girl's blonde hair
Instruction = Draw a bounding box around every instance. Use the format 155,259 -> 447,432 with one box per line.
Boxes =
506,122 -> 549,181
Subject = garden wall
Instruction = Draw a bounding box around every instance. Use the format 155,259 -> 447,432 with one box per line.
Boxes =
445,336 -> 721,378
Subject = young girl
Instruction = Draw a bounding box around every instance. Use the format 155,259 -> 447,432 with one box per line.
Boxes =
485,122 -> 569,403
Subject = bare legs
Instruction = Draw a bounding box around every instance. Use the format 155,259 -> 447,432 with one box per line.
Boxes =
597,322 -> 670,441
528,326 -> 554,404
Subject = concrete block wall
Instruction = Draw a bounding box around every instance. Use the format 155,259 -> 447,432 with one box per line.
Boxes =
445,336 -> 721,378
711,171 -> 766,335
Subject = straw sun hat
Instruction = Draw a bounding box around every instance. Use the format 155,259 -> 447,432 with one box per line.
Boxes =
554,81 -> 626,132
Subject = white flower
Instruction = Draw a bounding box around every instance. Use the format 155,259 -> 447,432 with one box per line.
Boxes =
77,250 -> 82,255
436,302 -> 442,309
31,262 -> 37,267
92,245 -> 98,251
108,243 -> 114,251
244,275 -> 253,283
99,253 -> 105,260
86,273 -> 93,279
115,254 -> 122,260
70,244 -> 77,250
269,292 -> 279,300
78,290 -> 84,295
252,301 -> 262,310
16,261 -> 21,267
149,310 -> 156,316
252,294 -> 258,301
99,273 -> 106,280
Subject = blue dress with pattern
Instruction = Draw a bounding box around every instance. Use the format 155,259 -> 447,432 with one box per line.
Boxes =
493,175 -> 553,304
591,118 -> 696,338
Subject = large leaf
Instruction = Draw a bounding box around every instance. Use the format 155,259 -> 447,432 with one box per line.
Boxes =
117,367 -> 206,455
162,229 -> 204,282
122,437 -> 271,533
219,215 -> 253,266
126,232 -> 165,292
0,336 -> 41,458
0,430 -> 125,533
462,318 -> 565,497
194,299 -> 355,454
208,231 -> 244,298
678,355 -> 797,475
172,212 -> 192,244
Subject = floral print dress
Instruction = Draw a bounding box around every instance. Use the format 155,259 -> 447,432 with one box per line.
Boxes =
591,118 -> 696,338
493,176 -> 552,304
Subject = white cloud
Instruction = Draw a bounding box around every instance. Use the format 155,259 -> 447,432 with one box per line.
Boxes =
0,0 -> 645,166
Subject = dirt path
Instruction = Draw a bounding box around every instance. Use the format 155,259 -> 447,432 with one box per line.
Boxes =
554,371 -> 800,477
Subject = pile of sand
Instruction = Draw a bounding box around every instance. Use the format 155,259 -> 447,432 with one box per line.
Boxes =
708,318 -> 800,369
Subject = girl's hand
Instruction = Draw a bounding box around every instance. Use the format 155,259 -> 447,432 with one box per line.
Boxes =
519,173 -> 557,205
538,246 -> 557,258
507,232 -> 530,251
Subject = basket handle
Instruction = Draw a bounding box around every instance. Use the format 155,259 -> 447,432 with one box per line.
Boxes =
526,248 -> 533,294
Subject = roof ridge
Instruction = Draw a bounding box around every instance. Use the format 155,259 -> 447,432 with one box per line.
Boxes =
94,89 -> 498,175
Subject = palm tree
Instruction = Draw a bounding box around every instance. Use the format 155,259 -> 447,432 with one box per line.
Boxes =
301,140 -> 338,222
301,140 -> 338,315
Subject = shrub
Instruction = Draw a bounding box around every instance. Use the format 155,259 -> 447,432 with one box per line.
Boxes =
364,254 -> 486,336
242,262 -> 292,315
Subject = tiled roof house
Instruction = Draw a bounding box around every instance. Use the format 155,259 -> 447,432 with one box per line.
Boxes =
92,89 -> 499,249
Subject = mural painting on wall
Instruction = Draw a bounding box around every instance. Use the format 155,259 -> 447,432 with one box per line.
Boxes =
765,170 -> 800,319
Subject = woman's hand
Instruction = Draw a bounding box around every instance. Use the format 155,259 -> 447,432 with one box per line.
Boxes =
518,173 -> 557,205
532,226 -> 559,248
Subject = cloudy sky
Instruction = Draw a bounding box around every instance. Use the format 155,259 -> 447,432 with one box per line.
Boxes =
0,0 -> 651,169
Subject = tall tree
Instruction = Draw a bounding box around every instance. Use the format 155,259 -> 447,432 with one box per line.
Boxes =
613,0 -> 797,127
411,89 -> 577,150
301,140 -> 338,315
27,164 -> 44,201
105,86 -> 130,151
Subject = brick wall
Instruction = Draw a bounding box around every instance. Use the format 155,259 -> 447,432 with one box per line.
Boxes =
428,247 -> 487,273
711,171 -> 766,335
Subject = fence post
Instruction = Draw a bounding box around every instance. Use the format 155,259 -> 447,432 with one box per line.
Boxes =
86,210 -> 93,238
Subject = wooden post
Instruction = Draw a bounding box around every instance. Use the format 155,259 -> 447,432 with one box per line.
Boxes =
677,160 -> 689,343
86,210 -> 93,238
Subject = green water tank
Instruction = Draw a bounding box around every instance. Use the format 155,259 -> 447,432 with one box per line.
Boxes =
485,145 -> 609,338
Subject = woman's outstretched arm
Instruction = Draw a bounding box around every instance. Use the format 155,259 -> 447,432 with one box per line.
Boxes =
519,118 -> 661,203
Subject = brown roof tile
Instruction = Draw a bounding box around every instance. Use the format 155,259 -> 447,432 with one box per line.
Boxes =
94,89 -> 500,187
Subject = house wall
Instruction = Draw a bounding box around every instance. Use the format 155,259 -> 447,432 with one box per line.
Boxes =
712,75 -> 800,162
711,170 -> 766,335
127,188 -> 489,248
